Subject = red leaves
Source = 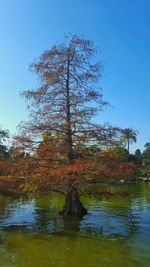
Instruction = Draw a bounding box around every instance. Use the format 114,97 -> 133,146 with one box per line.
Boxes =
104,162 -> 138,180
37,143 -> 63,154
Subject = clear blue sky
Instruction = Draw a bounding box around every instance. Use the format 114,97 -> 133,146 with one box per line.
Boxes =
0,0 -> 150,152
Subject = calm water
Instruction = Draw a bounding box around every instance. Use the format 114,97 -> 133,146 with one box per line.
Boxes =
0,182 -> 150,267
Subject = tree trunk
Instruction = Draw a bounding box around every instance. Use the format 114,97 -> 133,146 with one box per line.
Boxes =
65,49 -> 74,162
60,189 -> 87,217
61,52 -> 87,217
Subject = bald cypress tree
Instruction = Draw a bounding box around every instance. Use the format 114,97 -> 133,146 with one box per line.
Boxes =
21,35 -> 118,216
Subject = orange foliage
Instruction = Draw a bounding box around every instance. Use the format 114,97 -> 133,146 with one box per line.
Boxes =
101,161 -> 138,181
0,142 -> 139,195
10,155 -> 138,194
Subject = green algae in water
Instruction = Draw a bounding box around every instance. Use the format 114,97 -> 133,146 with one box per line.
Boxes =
0,182 -> 150,267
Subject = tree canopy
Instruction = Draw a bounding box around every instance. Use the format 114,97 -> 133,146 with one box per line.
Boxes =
21,34 -> 119,158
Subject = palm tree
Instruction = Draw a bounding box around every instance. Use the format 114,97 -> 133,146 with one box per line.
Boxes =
121,128 -> 137,153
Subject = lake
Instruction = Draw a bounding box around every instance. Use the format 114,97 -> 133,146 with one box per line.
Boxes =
0,181 -> 150,267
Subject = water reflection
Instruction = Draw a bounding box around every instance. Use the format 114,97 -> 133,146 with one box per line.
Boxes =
0,182 -> 149,237
0,182 -> 150,267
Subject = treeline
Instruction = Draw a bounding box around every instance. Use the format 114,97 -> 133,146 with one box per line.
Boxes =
0,127 -> 144,195
134,144 -> 150,178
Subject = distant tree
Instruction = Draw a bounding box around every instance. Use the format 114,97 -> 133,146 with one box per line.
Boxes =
0,145 -> 9,159
128,154 -> 137,162
142,143 -> 150,166
99,146 -> 128,162
0,129 -> 9,141
9,135 -> 31,162
121,128 -> 137,153
140,143 -> 150,178
0,129 -> 10,176
143,143 -> 150,159
144,142 -> 150,150
134,149 -> 143,163
98,147 -> 139,180
0,129 -> 9,159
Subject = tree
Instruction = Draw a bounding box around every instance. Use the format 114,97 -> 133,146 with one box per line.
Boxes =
141,143 -> 150,177
121,128 -> 137,153
142,143 -> 150,160
144,142 -> 150,150
19,35 -> 120,216
134,149 -> 143,163
0,129 -> 9,141
0,129 -> 10,176
0,128 -> 9,160
99,146 -> 128,162
0,129 -> 9,158
98,146 -> 139,180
